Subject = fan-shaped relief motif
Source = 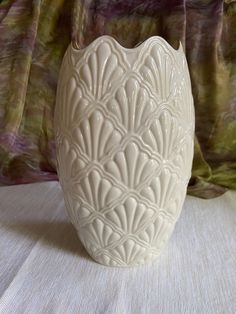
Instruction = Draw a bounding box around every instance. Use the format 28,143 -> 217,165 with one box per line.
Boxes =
141,110 -> 186,159
57,136 -> 86,183
140,168 -> 181,210
75,41 -> 127,100
56,77 -> 92,130
170,79 -> 194,129
55,36 -> 194,266
172,137 -> 194,181
98,249 -> 156,267
71,110 -> 123,161
65,195 -> 92,227
104,142 -> 160,189
73,169 -> 122,210
164,54 -> 194,127
106,75 -> 157,132
94,254 -> 120,267
108,239 -> 148,265
137,44 -> 178,101
79,218 -> 122,252
138,215 -> 173,247
166,187 -> 187,218
105,197 -> 155,234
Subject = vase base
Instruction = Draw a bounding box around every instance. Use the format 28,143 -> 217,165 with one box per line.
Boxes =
76,230 -> 166,268
90,253 -> 162,268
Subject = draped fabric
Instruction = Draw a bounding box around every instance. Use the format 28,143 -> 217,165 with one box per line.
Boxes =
0,0 -> 235,198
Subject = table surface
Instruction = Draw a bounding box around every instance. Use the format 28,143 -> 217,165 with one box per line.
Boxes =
0,182 -> 235,314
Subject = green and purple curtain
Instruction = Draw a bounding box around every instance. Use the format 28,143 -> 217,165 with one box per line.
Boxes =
0,0 -> 236,198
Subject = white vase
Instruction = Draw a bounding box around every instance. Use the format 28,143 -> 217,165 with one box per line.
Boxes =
54,35 -> 195,267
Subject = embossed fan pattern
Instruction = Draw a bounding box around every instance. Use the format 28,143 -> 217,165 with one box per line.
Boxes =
54,36 -> 195,267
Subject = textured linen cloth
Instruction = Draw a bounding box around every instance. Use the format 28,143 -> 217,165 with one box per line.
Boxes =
0,182 -> 235,313
0,0 -> 236,198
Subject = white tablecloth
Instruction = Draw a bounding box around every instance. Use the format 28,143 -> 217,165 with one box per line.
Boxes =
0,182 -> 235,314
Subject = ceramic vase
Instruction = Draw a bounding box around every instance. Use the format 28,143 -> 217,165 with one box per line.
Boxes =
54,36 -> 195,267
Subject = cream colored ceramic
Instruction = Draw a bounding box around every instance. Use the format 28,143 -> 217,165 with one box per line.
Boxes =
54,36 -> 195,267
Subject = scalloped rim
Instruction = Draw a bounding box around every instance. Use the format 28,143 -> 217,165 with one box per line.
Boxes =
71,35 -> 183,55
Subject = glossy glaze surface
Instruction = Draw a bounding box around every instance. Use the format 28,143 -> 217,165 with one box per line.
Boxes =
54,36 -> 195,267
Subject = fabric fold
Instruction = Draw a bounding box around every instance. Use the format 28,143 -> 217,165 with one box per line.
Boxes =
0,0 -> 235,198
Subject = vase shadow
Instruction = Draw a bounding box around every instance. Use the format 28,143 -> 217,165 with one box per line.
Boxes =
5,220 -> 92,262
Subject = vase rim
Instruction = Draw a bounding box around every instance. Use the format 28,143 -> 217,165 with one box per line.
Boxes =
71,35 -> 183,55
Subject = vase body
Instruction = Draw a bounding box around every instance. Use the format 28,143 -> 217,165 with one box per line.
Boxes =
54,36 -> 195,267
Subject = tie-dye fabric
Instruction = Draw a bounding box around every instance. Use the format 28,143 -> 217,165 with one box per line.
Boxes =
0,0 -> 235,198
